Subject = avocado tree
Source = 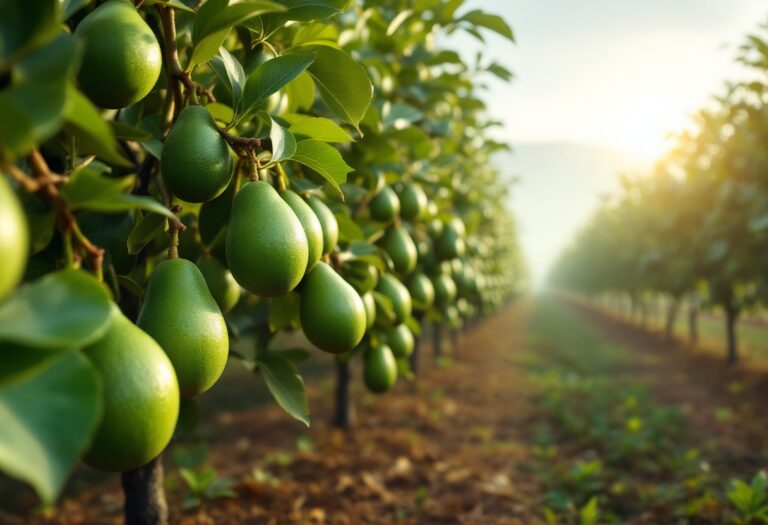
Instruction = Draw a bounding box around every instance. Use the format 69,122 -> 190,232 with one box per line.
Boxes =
0,0 -> 524,523
550,24 -> 768,363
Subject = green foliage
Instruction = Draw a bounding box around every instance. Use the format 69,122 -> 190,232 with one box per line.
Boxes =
727,472 -> 768,524
528,298 -> 768,524
0,0 -> 525,506
256,352 -> 309,426
551,21 -> 768,361
0,352 -> 102,504
179,466 -> 237,508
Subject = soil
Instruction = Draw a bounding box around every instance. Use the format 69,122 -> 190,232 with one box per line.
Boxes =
567,299 -> 768,474
4,297 -> 768,525
2,301 -> 544,525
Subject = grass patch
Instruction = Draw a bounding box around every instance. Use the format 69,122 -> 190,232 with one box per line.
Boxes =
525,297 -> 766,524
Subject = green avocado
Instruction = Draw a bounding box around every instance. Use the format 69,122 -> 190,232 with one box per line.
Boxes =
407,272 -> 435,312
75,0 -> 162,109
307,196 -> 339,255
282,190 -> 323,272
0,177 -> 28,301
435,218 -> 466,261
362,291 -> 376,330
363,344 -> 397,393
83,307 -> 179,472
399,183 -> 428,221
378,225 -> 417,274
369,186 -> 400,222
225,182 -> 308,297
196,254 -> 240,313
432,273 -> 457,306
161,106 -> 233,203
375,273 -> 412,324
385,323 -> 414,358
299,262 -> 366,354
137,258 -> 229,397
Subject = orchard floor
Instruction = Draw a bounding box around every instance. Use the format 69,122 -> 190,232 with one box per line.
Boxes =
4,296 -> 768,524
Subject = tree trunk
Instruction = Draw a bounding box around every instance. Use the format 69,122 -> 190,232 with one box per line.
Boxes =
688,304 -> 698,346
451,329 -> 460,353
409,332 -> 421,377
433,323 -> 442,360
409,313 -> 424,376
332,358 -> 353,428
665,299 -> 678,340
122,456 -> 168,525
725,306 -> 739,365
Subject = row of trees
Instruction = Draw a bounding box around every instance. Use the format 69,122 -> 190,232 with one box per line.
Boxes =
549,23 -> 768,364
0,0 -> 526,522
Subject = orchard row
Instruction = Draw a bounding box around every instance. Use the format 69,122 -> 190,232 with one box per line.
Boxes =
550,25 -> 768,363
0,0 -> 525,517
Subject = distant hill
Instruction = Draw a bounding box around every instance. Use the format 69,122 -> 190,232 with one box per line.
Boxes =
495,142 -> 647,287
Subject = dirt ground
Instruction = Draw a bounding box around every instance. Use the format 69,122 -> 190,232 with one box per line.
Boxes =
4,301 -> 544,525
568,299 -> 768,474
5,297 -> 768,525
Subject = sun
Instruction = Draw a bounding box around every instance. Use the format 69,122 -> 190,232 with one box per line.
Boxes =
601,103 -> 688,164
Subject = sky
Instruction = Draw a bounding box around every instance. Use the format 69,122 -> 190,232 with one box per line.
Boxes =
453,0 -> 768,286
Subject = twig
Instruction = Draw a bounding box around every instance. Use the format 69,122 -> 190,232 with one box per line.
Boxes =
168,204 -> 182,259
67,155 -> 96,174
218,127 -> 264,151
157,6 -> 216,110
26,150 -> 105,280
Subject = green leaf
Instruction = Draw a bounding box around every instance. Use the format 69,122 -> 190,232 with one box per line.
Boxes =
210,47 -> 246,113
486,62 -> 513,81
0,0 -> 58,61
459,10 -> 514,41
61,0 -> 93,20
0,351 -> 102,504
257,354 -> 309,426
64,86 -> 130,167
190,0 -> 286,67
0,34 -> 77,157
241,53 -> 316,117
284,70 -> 315,112
110,121 -> 153,142
334,213 -> 364,242
142,0 -> 196,13
294,45 -> 372,133
268,293 -> 299,332
246,0 -> 346,40
60,167 -> 133,206
380,101 -> 423,130
268,116 -> 296,163
127,213 -> 167,254
0,270 -> 112,350
78,194 -> 179,219
579,496 -> 599,525
0,343 -> 64,387
142,139 -> 163,160
273,348 -> 311,364
289,117 -> 352,143
291,140 -> 352,198
61,167 -> 176,219
372,291 -> 396,325
386,9 -> 413,36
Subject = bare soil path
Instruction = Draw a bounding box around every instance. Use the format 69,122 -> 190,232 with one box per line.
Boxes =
4,301 -> 544,525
